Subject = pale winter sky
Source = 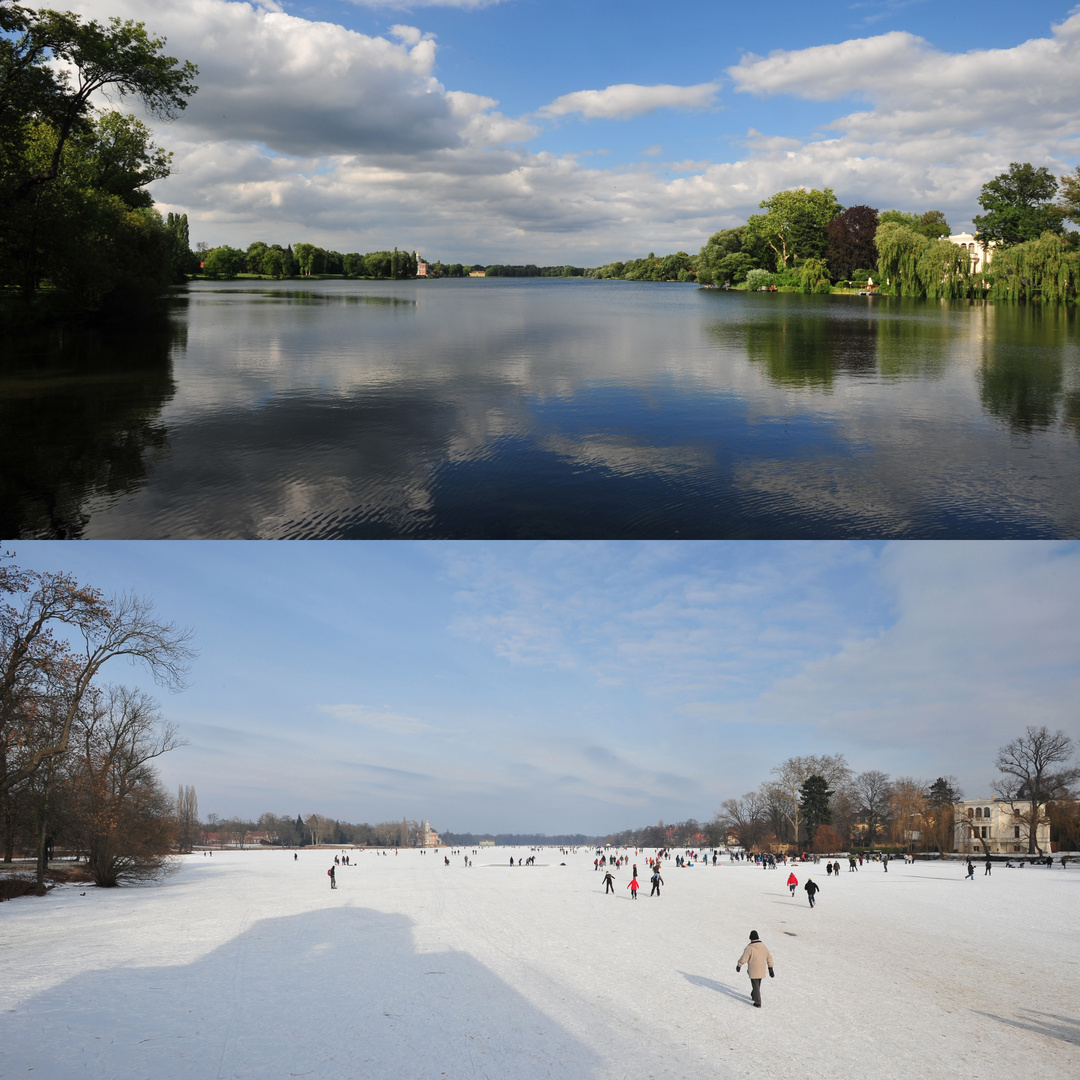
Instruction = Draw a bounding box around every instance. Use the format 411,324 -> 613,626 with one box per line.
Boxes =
62,0 -> 1080,263
10,541 -> 1080,835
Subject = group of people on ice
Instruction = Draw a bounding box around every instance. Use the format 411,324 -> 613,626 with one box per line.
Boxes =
601,863 -> 664,897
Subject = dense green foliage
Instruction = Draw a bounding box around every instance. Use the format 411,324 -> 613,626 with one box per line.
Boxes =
986,232 -> 1080,303
974,163 -> 1064,247
878,209 -> 951,239
874,222 -> 976,299
745,187 -> 843,270
1060,166 -> 1080,227
0,2 -> 198,312
590,250 -> 696,281
485,264 -> 586,277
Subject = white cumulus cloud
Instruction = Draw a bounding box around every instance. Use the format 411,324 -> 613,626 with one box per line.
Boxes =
539,82 -> 719,120
59,2 -> 1080,262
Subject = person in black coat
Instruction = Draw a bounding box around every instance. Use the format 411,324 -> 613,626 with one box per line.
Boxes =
804,878 -> 819,907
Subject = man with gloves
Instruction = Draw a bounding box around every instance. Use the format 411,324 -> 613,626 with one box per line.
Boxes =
736,930 -> 775,1008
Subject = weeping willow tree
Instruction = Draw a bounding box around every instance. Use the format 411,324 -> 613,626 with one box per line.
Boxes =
796,257 -> 832,293
987,232 -> 1080,303
874,223 -> 976,298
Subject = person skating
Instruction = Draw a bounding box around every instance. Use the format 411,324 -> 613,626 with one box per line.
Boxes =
787,871 -> 798,896
650,869 -> 664,896
804,878 -> 819,907
627,876 -> 639,900
985,854 -> 992,876
602,869 -> 616,894
965,860 -> 975,879
736,931 -> 775,1008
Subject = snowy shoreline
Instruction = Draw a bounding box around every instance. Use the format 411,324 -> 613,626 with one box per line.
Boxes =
2,847 -> 1077,1079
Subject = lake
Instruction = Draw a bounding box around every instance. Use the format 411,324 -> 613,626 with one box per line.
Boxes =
2,278 -> 1079,538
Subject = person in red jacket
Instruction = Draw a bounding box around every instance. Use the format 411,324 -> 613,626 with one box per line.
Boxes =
627,876 -> 639,899
736,931 -> 775,1008
786,871 -> 798,896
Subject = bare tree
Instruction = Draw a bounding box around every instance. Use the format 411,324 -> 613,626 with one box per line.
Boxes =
769,754 -> 851,850
716,791 -> 768,851
924,776 -> 963,854
851,770 -> 894,848
1,564 -> 195,797
68,685 -> 184,886
305,813 -> 326,847
175,785 -> 199,853
889,777 -> 929,851
992,726 -> 1079,855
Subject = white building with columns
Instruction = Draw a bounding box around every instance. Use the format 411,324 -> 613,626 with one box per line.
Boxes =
949,232 -> 995,274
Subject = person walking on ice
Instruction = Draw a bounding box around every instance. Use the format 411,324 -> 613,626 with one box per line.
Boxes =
787,871 -> 798,896
650,868 -> 664,896
736,931 -> 775,1008
804,877 -> 819,907
602,869 -> 616,894
328,865 -> 336,890
965,860 -> 975,880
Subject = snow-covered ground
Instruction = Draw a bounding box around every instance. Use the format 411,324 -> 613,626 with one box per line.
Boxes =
2,848 -> 1077,1080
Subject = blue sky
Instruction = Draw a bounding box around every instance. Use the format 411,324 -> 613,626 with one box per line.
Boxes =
65,0 -> 1080,262
10,541 -> 1080,834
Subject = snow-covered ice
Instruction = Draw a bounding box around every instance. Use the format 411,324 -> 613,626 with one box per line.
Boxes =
2,849 -> 1077,1080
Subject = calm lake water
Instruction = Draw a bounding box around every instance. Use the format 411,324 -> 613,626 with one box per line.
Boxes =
3,278 -> 1079,538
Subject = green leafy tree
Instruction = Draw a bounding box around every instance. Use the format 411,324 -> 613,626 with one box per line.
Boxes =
987,231 -> 1080,303
0,4 -> 197,306
202,244 -> 245,279
167,211 -> 197,280
796,257 -> 832,293
973,163 -> 1063,247
0,4 -> 197,210
1056,165 -> 1080,226
879,210 -> 951,239
716,252 -> 756,284
874,222 -> 974,299
745,267 -> 772,290
745,187 -> 843,270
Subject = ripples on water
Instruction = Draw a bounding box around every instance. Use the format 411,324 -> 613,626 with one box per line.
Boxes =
1,278 -> 1078,538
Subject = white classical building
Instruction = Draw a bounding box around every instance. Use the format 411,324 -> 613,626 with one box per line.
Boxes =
948,232 -> 995,274
954,797 -> 1051,855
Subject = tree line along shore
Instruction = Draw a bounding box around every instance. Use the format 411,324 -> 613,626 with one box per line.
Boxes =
4,6 -> 1080,324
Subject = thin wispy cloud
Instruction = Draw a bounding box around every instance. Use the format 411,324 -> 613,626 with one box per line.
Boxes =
317,704 -> 437,735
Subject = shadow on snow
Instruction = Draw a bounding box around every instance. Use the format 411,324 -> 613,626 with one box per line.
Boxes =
2,905 -> 603,1080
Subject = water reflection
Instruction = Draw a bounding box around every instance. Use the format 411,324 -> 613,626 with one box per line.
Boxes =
0,315 -> 180,538
976,304 -> 1078,434
1,281 -> 1078,538
197,289 -> 416,307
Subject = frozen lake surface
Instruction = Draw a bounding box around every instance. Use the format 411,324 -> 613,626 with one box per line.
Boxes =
2,848 -> 1077,1079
